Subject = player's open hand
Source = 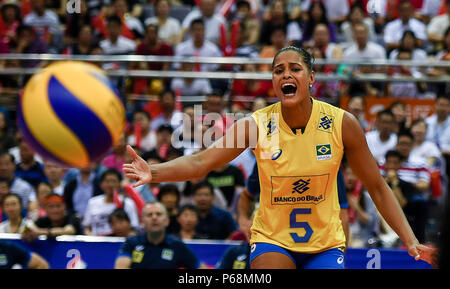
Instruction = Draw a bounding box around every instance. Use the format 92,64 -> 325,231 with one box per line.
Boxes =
407,243 -> 438,266
123,145 -> 152,187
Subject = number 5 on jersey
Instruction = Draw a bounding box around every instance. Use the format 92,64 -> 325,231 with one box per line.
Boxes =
289,208 -> 313,243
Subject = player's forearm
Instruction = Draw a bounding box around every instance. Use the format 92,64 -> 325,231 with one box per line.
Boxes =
368,181 -> 418,247
150,153 -> 207,183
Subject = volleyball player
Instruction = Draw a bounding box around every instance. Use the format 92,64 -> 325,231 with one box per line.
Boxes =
123,46 -> 435,268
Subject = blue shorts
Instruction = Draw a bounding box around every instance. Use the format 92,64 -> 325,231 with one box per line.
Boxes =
250,243 -> 345,269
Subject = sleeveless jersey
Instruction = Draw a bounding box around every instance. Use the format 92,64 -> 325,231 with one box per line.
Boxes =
250,98 -> 346,253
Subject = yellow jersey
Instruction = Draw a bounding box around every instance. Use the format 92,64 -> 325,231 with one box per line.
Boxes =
250,98 -> 346,253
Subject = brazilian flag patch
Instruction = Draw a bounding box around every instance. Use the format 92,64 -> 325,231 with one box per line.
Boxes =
316,144 -> 332,160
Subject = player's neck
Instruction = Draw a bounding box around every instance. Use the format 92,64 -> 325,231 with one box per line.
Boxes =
281,97 -> 313,130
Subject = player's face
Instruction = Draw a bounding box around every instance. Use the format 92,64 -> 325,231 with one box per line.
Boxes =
272,50 -> 314,108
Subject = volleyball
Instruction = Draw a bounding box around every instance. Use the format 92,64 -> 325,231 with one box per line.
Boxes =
18,61 -> 126,168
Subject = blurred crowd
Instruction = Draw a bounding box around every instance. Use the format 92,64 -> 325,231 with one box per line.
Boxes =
0,0 -> 449,259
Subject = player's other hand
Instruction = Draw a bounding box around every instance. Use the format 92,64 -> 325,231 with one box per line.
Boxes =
123,145 -> 152,187
407,242 -> 438,266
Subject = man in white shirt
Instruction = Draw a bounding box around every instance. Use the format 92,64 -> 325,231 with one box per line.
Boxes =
174,18 -> 222,72
425,95 -> 450,154
343,23 -> 386,97
343,23 -> 386,60
99,15 -> 137,55
365,109 -> 398,164
181,0 -> 226,44
23,0 -> 62,52
383,0 -> 427,50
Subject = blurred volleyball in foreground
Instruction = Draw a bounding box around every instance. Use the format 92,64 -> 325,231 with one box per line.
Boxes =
18,61 -> 125,168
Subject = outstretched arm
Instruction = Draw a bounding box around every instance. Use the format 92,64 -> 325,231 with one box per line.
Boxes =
342,111 -> 435,264
124,117 -> 257,186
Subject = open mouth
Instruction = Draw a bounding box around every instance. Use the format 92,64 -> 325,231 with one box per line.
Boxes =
281,83 -> 297,96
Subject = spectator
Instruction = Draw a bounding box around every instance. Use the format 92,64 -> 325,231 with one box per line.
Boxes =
427,0 -> 449,45
114,201 -> 206,269
0,152 -> 37,218
64,0 -> 94,45
0,240 -> 49,269
232,20 -> 260,61
85,0 -> 111,16
428,27 -> 450,96
383,150 -> 428,243
63,25 -> 96,55
343,22 -> 386,98
171,204 -> 201,240
301,0 -> 337,44
344,164 -> 381,248
132,23 -> 173,96
394,130 -> 431,197
21,193 -> 83,242
112,0 -> 145,39
0,193 -> 31,233
259,25 -> 289,72
22,0 -> 62,52
93,0 -> 142,41
11,25 -> 48,68
231,0 -> 260,46
0,177 -> 10,221
202,91 -> 235,136
63,163 -> 103,219
206,163 -> 245,213
42,161 -> 65,196
0,109 -> 15,153
107,208 -> 138,237
180,0 -> 226,45
230,63 -> 274,112
260,0 -> 302,46
172,105 -> 203,156
388,101 -> 408,135
99,14 -> 137,79
173,18 -> 222,72
341,3 -> 377,46
127,109 -> 157,153
383,0 -> 427,51
309,47 -> 341,105
389,30 -> 428,63
82,169 -> 140,236
149,90 -> 184,132
35,182 -> 52,219
144,0 -> 182,46
386,48 -> 427,98
305,23 -> 343,63
425,95 -> 450,160
192,181 -> 237,240
0,1 -> 22,48
346,95 -> 370,132
170,60 -> 214,97
157,183 -> 181,234
365,109 -> 398,164
15,140 -> 47,189
410,118 -> 443,169
143,124 -> 175,161
101,134 -> 130,174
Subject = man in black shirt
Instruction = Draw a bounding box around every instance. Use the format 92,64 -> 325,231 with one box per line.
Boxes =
22,193 -> 82,242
